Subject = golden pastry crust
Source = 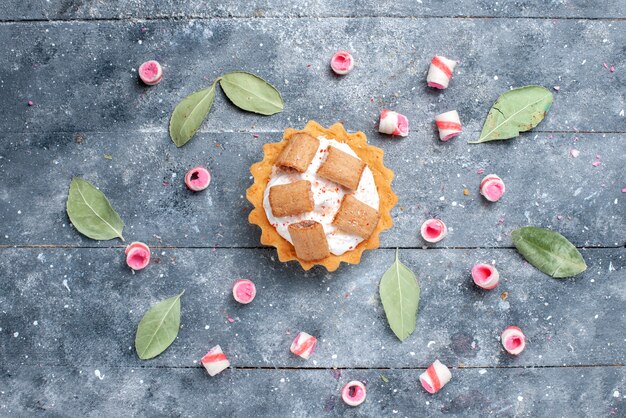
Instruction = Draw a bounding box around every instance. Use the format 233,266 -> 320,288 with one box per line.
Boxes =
246,121 -> 398,271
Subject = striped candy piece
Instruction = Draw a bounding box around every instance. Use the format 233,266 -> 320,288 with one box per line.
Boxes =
479,174 -> 506,202
501,326 -> 526,355
378,109 -> 409,137
419,360 -> 452,394
341,380 -> 367,407
290,332 -> 317,360
330,50 -> 354,75
435,110 -> 462,141
138,60 -> 163,86
185,166 -> 211,192
420,219 -> 447,243
125,242 -> 150,270
232,279 -> 256,304
427,55 -> 457,89
471,263 -> 500,290
201,345 -> 230,376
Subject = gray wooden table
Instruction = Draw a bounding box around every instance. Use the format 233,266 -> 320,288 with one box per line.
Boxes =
1,1 -> 625,416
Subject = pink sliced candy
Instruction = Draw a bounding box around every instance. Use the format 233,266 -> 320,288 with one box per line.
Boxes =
138,60 -> 163,86
379,109 -> 409,137
125,242 -> 150,270
471,263 -> 500,290
427,55 -> 458,89
420,219 -> 447,243
501,326 -> 526,355
290,332 -> 317,360
479,174 -> 505,202
330,50 -> 354,75
341,380 -> 366,406
201,345 -> 230,376
419,360 -> 452,394
185,166 -> 211,192
435,110 -> 462,141
232,279 -> 256,304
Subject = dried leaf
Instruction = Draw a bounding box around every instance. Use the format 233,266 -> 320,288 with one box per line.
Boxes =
169,80 -> 218,147
470,86 -> 553,143
66,177 -> 124,241
379,249 -> 420,341
219,71 -> 284,115
135,291 -> 185,360
103,154 -> 113,160
512,226 -> 587,278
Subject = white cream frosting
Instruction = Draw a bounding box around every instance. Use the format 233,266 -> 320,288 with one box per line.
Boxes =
263,137 -> 379,256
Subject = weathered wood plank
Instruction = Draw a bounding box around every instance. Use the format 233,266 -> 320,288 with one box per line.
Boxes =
1,132 -> 624,247
1,248 -> 623,368
3,0 -> 626,20
0,19 -> 624,134
1,365 -> 624,416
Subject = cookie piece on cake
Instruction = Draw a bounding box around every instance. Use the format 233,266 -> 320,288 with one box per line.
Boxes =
288,220 -> 330,261
275,133 -> 320,173
333,195 -> 380,239
317,146 -> 365,190
269,180 -> 314,217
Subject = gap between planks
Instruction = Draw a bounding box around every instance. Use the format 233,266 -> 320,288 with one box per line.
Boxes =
2,130 -> 626,136
2,15 -> 626,25
3,364 -> 624,370
0,245 -> 623,250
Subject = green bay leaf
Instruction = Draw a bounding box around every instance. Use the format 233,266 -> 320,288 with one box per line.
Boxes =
379,250 -> 420,342
135,290 -> 185,360
66,177 -> 125,241
512,226 -> 587,278
470,85 -> 553,144
169,80 -> 218,147
219,71 -> 284,115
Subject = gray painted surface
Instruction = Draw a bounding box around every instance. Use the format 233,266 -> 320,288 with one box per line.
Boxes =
1,132 -> 624,247
0,19 -> 625,135
3,0 -> 626,20
1,366 -> 624,417
1,1 -> 625,416
1,248 -> 624,369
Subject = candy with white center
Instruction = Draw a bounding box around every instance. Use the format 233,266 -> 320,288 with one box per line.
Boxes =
426,55 -> 457,89
185,166 -> 211,192
501,326 -> 526,355
471,263 -> 500,290
341,380 -> 366,406
479,174 -> 505,202
330,50 -> 354,75
290,331 -> 317,360
435,110 -> 462,141
138,60 -> 163,86
232,279 -> 256,304
125,242 -> 150,270
201,345 -> 230,376
419,360 -> 452,394
420,219 -> 447,243
378,110 -> 409,137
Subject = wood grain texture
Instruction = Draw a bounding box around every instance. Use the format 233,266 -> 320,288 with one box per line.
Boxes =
0,132 -> 623,247
0,19 -> 624,134
2,0 -> 626,20
1,248 -> 623,368
1,365 -> 624,416
2,2 -> 625,416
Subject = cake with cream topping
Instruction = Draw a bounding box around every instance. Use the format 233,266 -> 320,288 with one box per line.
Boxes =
247,121 -> 397,271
